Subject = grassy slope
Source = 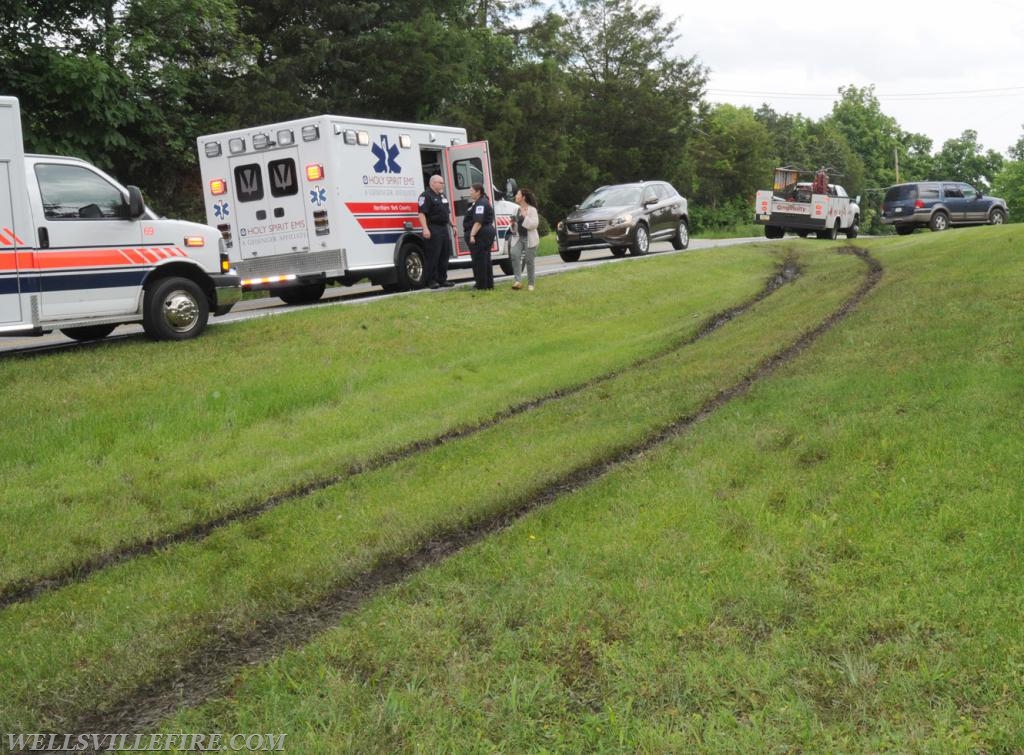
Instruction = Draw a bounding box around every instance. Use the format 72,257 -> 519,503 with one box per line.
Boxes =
4,244 -> 816,732
0,249 -> 769,589
164,229 -> 1023,752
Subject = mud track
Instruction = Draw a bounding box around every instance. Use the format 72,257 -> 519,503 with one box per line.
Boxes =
0,252 -> 802,612
26,246 -> 882,746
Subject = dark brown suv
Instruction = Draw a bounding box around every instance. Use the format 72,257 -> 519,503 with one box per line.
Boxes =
555,181 -> 689,262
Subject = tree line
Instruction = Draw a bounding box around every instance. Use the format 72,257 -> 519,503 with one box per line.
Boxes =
3,0 -> 1022,231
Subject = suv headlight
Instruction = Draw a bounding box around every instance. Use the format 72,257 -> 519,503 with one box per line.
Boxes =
610,213 -> 633,227
556,220 -> 565,232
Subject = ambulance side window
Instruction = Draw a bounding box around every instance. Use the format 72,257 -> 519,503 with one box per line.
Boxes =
234,163 -> 264,203
268,158 -> 298,198
34,163 -> 126,220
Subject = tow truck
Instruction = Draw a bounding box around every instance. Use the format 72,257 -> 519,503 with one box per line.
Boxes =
754,166 -> 860,240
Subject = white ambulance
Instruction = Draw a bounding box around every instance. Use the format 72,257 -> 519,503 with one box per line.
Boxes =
0,96 -> 241,342
196,115 -> 515,302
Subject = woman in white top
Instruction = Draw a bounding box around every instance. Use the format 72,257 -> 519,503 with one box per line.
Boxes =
509,188 -> 540,290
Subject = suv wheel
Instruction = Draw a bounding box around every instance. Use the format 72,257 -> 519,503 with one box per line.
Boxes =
629,223 -> 650,256
929,211 -> 950,232
558,248 -> 581,263
989,208 -> 1007,225
671,219 -> 689,250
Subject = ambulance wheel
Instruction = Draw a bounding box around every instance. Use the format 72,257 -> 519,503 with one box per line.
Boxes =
61,324 -> 116,341
397,242 -> 426,290
277,281 -> 326,305
558,249 -> 581,262
610,247 -> 628,257
143,276 -> 209,341
846,217 -> 859,239
498,259 -> 514,276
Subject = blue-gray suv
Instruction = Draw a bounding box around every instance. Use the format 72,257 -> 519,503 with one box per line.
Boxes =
881,181 -> 1008,235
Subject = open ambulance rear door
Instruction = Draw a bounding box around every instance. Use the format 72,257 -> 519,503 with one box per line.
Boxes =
444,141 -> 499,258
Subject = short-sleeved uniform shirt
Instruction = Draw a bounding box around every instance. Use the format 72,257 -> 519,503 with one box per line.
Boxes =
463,195 -> 494,238
418,188 -> 450,226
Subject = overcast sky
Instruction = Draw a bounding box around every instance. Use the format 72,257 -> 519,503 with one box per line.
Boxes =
658,0 -> 1024,156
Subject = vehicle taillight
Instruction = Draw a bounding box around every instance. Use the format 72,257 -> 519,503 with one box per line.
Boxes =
306,164 -> 324,181
314,210 -> 329,236
210,179 -> 227,196
914,199 -> 925,208
217,223 -> 233,249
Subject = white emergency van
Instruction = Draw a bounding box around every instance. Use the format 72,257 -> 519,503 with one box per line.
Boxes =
196,115 -> 515,302
0,96 -> 241,342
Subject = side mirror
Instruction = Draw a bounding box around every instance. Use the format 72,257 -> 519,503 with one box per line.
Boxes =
126,185 -> 146,219
854,195 -> 861,205
505,178 -> 518,197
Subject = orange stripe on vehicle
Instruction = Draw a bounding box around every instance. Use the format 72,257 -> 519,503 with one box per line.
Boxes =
2,227 -> 25,246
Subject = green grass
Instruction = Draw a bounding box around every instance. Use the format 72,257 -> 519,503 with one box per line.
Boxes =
0,242 -> 864,737
2,228 -> 1021,751
158,229 -> 1023,752
0,249 -> 769,591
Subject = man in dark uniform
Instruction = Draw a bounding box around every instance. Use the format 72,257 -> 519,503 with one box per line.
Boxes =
417,174 -> 454,288
464,183 -> 495,290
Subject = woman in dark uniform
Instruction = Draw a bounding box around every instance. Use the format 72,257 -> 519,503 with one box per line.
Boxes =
463,183 -> 495,290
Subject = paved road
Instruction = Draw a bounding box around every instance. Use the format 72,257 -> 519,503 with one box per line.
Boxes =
0,238 -> 762,354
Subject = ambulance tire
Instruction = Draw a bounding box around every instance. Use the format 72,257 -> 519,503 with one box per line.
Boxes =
60,324 -> 117,341
498,259 -> 514,276
277,281 -> 326,305
397,242 -> 427,290
142,276 -> 210,341
610,247 -> 628,257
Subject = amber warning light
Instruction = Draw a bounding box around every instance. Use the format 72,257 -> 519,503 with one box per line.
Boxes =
306,164 -> 324,181
210,178 -> 227,195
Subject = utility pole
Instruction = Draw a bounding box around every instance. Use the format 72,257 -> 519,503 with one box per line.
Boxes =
894,146 -> 900,183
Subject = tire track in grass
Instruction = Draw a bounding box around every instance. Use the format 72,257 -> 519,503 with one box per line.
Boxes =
0,253 -> 802,613
56,247 -> 880,742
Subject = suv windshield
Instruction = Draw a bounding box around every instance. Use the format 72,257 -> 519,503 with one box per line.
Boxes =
580,186 -> 642,209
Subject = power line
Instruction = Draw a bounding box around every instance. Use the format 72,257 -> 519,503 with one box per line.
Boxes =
706,86 -> 1024,101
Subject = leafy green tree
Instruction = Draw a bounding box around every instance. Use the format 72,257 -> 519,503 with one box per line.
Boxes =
1,0 -> 257,218
546,0 -> 707,219
932,130 -> 1005,193
991,160 -> 1024,221
687,104 -> 773,225
752,106 -> 863,197
823,84 -> 936,193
